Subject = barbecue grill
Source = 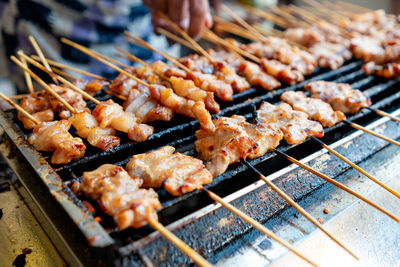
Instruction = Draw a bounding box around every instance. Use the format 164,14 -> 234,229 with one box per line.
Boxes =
1,50 -> 400,266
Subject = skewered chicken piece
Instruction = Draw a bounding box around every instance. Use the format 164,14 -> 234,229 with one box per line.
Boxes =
362,61 -> 400,78
151,60 -> 187,78
195,115 -> 282,177
92,99 -> 154,142
304,81 -> 371,114
169,77 -> 220,113
283,27 -> 325,48
107,66 -> 176,122
260,59 -> 304,85
187,71 -> 234,101
73,78 -> 109,96
208,49 -> 243,72
108,65 -> 215,129
149,84 -> 215,132
71,164 -> 161,229
234,38 -> 317,75
207,49 -> 283,90
123,88 -> 174,122
257,102 -> 324,145
126,146 -> 213,196
151,58 -> 235,101
28,120 -> 86,164
179,53 -> 251,93
339,10 -> 399,37
283,26 -> 351,70
18,94 -> 54,129
109,67 -> 148,96
48,84 -> 88,119
281,91 -> 346,127
309,42 -> 352,70
69,111 -> 120,150
349,36 -> 400,64
239,61 -> 281,90
134,63 -> 220,113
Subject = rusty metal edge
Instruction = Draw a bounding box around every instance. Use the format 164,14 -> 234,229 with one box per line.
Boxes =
0,109 -> 114,251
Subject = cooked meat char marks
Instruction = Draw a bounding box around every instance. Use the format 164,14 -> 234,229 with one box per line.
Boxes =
281,91 -> 346,127
48,84 -> 88,119
126,146 -> 213,196
28,120 -> 86,164
149,84 -> 215,132
257,102 -> 324,145
92,99 -> 153,142
69,111 -> 120,151
362,61 -> 400,78
283,27 -> 351,70
195,115 -> 282,177
179,53 -> 250,93
169,76 -> 220,113
260,59 -> 304,85
123,88 -> 174,122
71,164 -> 161,229
239,61 -> 281,90
304,81 -> 371,114
73,78 -> 109,96
235,38 -> 317,75
18,95 -> 54,129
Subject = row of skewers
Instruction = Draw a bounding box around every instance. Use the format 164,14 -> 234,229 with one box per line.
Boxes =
210,1 -> 400,79
2,4 -> 400,267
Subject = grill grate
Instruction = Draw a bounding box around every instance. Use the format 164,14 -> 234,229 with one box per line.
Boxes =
2,58 -> 400,265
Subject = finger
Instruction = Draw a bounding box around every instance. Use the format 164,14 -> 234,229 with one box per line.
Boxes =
168,0 -> 189,30
188,0 -> 211,39
149,0 -> 170,35
153,0 -> 168,12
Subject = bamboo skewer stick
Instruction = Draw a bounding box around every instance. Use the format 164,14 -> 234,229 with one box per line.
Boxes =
205,189 -> 318,266
61,38 -> 150,88
31,55 -> 106,80
336,1 -> 372,13
124,31 -> 192,73
367,107 -> 400,123
10,56 -> 76,114
157,28 -> 197,50
52,67 -> 77,80
28,35 -> 60,85
311,137 -> 400,199
147,217 -> 213,267
243,5 -> 291,29
19,56 -> 34,94
214,22 -> 259,41
271,6 -> 310,27
104,89 -> 126,100
203,30 -> 261,63
18,52 -> 101,105
0,92 -> 40,124
115,47 -> 170,82
221,4 -> 266,42
157,11 -> 214,62
345,120 -> 400,147
242,159 -> 358,260
28,35 -> 52,73
273,148 -> 400,223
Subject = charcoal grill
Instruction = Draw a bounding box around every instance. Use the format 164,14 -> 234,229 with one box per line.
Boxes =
1,56 -> 400,266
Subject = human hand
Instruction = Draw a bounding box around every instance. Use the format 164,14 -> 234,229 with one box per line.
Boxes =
143,0 -> 213,40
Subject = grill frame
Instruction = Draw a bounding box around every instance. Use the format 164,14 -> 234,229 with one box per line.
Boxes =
1,58 -> 400,265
